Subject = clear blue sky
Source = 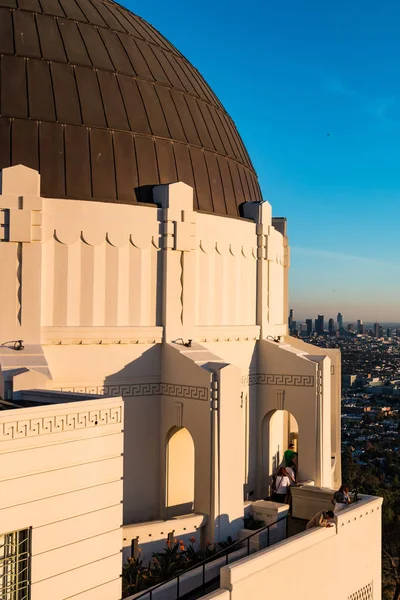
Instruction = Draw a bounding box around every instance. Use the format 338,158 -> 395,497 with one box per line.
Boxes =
127,0 -> 400,322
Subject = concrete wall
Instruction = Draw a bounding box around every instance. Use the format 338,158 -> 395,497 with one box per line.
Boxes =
257,339 -> 333,490
0,169 -> 344,587
41,197 -> 160,328
195,213 -> 257,327
220,496 -> 382,600
42,343 -> 162,525
0,396 -> 123,600
286,336 -> 342,489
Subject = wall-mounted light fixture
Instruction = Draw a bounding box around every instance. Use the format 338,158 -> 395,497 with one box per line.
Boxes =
266,335 -> 280,344
1,340 -> 24,351
173,338 -> 192,347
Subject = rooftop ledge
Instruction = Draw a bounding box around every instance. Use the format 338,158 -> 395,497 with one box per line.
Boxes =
220,494 -> 382,587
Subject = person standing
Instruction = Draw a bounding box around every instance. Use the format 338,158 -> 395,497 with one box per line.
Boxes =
284,443 -> 297,471
273,467 -> 291,503
286,465 -> 296,484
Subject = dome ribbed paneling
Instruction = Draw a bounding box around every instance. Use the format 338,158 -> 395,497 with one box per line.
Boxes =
0,0 -> 262,214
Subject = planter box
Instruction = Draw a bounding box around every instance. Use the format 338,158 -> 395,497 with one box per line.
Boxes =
238,501 -> 289,552
291,485 -> 334,520
250,500 -> 289,526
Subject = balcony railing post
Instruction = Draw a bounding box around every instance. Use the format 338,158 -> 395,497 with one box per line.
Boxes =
177,574 -> 180,598
267,524 -> 270,547
202,562 -> 205,592
247,536 -> 250,555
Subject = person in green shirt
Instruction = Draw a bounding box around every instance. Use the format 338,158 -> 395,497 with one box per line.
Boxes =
283,444 -> 297,469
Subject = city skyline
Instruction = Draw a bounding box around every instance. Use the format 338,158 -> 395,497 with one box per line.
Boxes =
129,0 -> 400,320
289,307 -> 400,327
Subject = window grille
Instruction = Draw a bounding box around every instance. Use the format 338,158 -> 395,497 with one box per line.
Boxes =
348,582 -> 373,600
0,528 -> 31,600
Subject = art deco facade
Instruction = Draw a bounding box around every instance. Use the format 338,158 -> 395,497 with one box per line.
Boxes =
0,1 -> 382,599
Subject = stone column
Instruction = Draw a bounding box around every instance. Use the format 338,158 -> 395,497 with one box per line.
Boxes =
209,362 -> 245,542
153,183 -> 196,343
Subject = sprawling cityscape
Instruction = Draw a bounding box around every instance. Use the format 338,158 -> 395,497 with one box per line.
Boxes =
289,309 -> 400,599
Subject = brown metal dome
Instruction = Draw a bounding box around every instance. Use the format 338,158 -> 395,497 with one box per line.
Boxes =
0,0 -> 262,214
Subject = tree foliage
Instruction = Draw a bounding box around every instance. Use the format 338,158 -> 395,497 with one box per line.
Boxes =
342,450 -> 400,600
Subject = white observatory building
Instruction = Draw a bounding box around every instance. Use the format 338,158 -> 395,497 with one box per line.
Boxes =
0,0 -> 382,598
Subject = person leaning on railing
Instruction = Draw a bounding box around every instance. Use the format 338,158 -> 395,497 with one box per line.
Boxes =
306,510 -> 335,530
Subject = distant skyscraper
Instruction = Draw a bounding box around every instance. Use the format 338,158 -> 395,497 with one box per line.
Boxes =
357,319 -> 364,335
348,323 -> 355,332
387,328 -> 391,338
374,322 -> 380,338
306,319 -> 313,336
288,309 -> 294,333
316,315 -> 324,335
337,312 -> 343,332
328,318 -> 335,335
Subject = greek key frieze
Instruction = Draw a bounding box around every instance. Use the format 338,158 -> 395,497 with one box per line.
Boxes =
160,383 -> 208,401
242,373 -> 315,387
0,406 -> 122,441
58,381 -> 209,401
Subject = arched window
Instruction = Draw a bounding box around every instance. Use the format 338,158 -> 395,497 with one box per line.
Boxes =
166,427 -> 195,517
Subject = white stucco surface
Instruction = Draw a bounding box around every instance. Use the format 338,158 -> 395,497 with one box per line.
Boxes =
0,396 -> 123,599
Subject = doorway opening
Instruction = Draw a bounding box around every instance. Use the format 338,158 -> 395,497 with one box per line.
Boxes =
261,410 -> 298,498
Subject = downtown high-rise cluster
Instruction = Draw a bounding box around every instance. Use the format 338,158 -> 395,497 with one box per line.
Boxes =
288,310 -> 394,339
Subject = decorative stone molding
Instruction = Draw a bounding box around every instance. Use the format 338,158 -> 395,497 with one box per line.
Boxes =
175,403 -> 183,427
0,406 -> 122,441
198,238 -> 256,258
0,195 -> 42,243
242,373 -> 315,387
337,501 -> 381,527
54,229 -> 161,249
348,582 -> 373,600
56,382 -> 209,401
276,390 -> 285,410
161,383 -> 208,401
41,326 -> 163,345
195,325 -> 260,343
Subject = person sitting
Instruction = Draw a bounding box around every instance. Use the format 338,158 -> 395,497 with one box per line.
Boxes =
272,467 -> 291,503
306,510 -> 335,530
332,484 -> 351,513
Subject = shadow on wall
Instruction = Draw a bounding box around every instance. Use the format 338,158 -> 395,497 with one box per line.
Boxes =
244,345 -> 258,502
214,513 -> 245,544
103,345 -> 162,524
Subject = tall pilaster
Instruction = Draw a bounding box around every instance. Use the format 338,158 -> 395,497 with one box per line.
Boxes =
153,183 -> 196,343
0,166 -> 43,344
242,201 -> 272,339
